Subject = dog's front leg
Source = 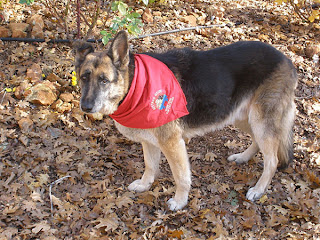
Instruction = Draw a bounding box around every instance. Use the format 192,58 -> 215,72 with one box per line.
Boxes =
128,141 -> 161,192
159,137 -> 191,211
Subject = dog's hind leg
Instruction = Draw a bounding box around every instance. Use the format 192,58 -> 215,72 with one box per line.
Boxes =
246,135 -> 279,201
228,141 -> 259,164
245,101 -> 281,201
245,98 -> 292,201
245,61 -> 296,201
247,102 -> 295,201
228,120 -> 259,164
128,141 -> 161,192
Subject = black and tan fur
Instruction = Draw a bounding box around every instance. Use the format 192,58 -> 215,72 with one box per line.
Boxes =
74,31 -> 297,210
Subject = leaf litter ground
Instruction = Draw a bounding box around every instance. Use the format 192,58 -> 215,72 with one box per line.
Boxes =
0,0 -> 320,239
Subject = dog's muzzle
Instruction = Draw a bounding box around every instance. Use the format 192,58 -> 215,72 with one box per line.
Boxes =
80,99 -> 95,113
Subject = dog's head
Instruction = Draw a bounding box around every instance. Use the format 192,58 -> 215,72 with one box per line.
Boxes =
74,31 -> 130,115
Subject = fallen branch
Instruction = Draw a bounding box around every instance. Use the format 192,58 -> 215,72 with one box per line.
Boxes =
49,175 -> 72,216
130,24 -> 228,40
0,89 -> 7,105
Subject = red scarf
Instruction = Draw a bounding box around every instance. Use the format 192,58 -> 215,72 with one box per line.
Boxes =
110,54 -> 189,129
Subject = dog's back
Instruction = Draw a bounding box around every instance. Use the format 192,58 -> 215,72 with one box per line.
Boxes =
147,41 -> 297,201
147,41 -> 296,128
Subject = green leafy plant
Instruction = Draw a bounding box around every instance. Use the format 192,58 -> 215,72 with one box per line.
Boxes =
100,1 -> 143,45
19,0 -> 35,5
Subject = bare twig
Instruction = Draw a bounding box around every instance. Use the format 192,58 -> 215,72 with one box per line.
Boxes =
85,0 -> 101,40
64,0 -> 71,40
288,0 -> 309,21
295,92 -> 319,99
77,0 -> 101,40
76,0 -> 81,38
43,0 -> 66,29
304,0 -> 313,17
0,90 -> 7,105
79,11 -> 91,27
49,175 -> 72,216
102,3 -> 112,29
130,24 -> 228,40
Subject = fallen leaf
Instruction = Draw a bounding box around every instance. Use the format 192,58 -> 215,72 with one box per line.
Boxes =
94,213 -> 119,232
31,221 -> 51,234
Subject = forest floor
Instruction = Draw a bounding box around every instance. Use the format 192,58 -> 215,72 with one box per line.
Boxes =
0,0 -> 320,239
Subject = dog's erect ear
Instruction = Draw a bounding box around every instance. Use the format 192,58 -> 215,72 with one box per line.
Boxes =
73,41 -> 94,70
108,31 -> 129,69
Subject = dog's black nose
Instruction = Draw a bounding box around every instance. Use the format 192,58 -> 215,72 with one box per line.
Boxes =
81,102 -> 94,113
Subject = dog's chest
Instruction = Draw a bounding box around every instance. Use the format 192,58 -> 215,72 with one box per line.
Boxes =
114,121 -> 158,146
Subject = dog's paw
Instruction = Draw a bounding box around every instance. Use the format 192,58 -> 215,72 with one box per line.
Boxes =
128,179 -> 151,193
167,198 -> 187,211
246,187 -> 264,201
227,153 -> 249,164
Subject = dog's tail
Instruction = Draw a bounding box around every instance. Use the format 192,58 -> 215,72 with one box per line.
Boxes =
277,106 -> 295,169
277,129 -> 294,169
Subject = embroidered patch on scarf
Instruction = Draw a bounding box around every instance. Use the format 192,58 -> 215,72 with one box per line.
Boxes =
110,54 -> 189,129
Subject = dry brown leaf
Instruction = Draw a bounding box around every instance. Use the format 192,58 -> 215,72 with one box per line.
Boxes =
94,213 -> 119,232
31,221 -> 51,234
205,152 -> 217,161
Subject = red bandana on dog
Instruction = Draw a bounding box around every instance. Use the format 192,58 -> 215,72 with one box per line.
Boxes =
110,54 -> 189,129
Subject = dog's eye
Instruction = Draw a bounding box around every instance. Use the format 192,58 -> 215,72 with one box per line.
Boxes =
81,70 -> 91,81
81,75 -> 88,81
99,75 -> 109,85
100,78 -> 109,85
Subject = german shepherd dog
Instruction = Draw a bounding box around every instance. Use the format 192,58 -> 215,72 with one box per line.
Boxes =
74,31 -> 297,210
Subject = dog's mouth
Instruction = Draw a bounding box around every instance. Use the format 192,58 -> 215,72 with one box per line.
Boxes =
80,106 -> 95,114
80,101 -> 118,116
100,104 -> 117,115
